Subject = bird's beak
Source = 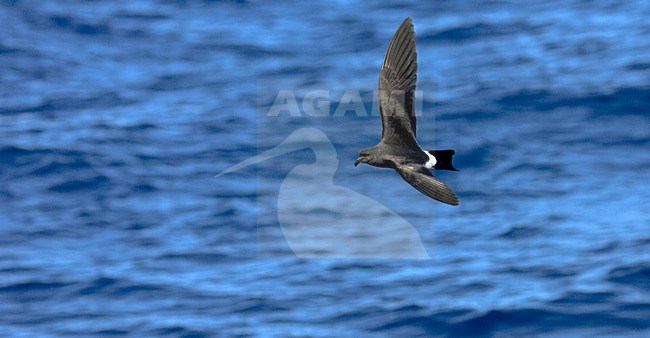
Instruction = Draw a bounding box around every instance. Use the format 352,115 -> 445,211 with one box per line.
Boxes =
354,158 -> 360,167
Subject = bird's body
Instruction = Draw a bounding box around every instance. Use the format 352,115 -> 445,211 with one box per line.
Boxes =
355,17 -> 460,206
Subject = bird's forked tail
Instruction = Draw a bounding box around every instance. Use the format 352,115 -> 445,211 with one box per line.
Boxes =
427,149 -> 459,171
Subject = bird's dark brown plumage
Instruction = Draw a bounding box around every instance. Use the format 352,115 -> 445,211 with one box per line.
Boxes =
356,17 -> 460,206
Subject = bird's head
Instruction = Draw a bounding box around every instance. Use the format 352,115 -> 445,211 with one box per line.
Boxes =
354,148 -> 373,167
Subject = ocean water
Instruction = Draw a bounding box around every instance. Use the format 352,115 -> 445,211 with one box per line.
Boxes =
1,0 -> 649,336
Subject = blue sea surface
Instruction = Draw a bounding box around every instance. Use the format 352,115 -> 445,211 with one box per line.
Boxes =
1,0 -> 649,336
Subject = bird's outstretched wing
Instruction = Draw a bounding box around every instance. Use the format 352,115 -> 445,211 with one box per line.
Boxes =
395,163 -> 459,206
378,17 -> 418,148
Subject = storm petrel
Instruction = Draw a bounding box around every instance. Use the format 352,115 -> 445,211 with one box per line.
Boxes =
354,17 -> 460,206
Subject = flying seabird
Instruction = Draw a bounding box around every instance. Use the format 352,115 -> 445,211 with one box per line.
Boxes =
354,17 -> 460,206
